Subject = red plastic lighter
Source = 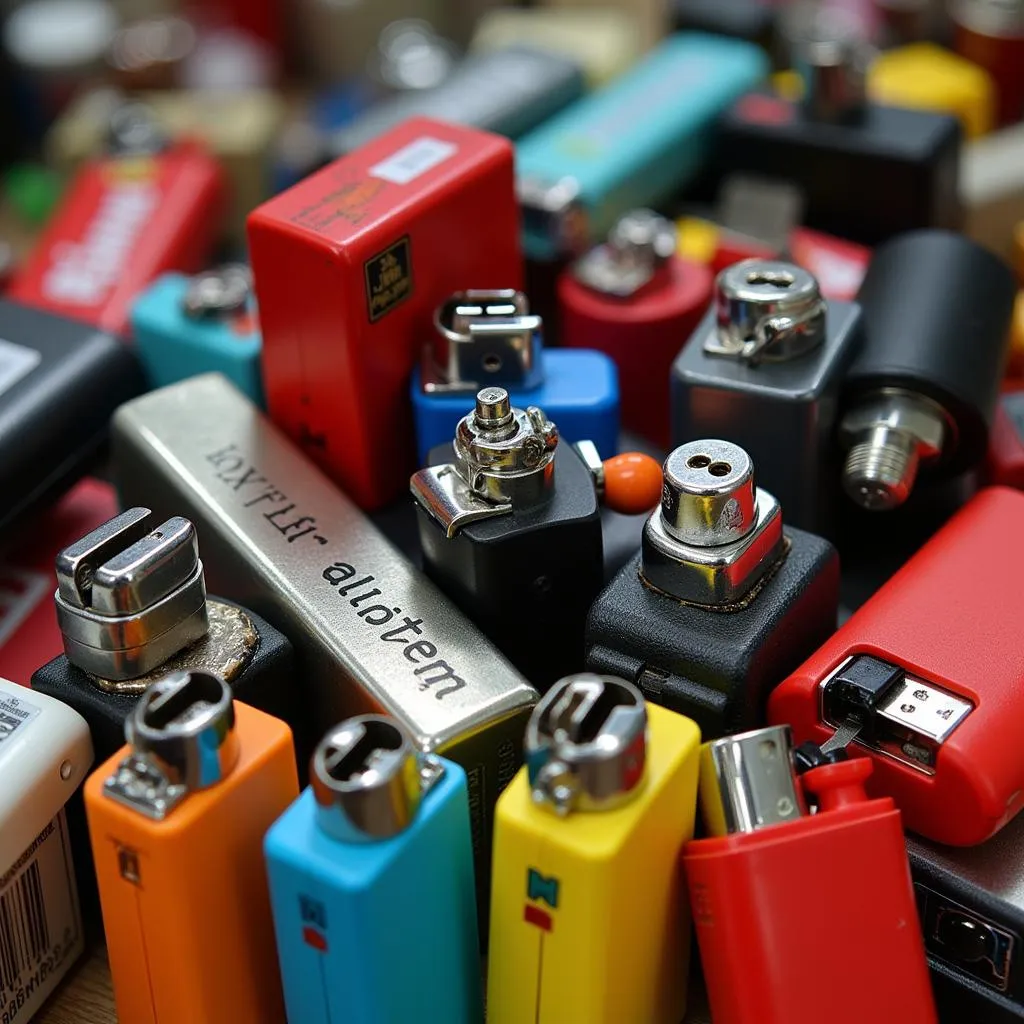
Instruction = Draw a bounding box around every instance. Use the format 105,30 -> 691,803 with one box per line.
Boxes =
769,486 -> 1024,846
246,117 -> 523,510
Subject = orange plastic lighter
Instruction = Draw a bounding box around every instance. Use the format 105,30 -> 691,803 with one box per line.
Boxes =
84,668 -> 298,1024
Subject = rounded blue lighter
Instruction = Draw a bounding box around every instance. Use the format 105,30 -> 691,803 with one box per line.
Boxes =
130,266 -> 266,407
410,288 -> 619,465
264,715 -> 484,1024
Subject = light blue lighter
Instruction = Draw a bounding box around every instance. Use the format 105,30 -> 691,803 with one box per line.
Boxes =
130,267 -> 266,407
515,33 -> 769,260
264,716 -> 483,1024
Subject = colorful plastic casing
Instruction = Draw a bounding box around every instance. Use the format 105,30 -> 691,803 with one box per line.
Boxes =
247,117 -> 523,510
131,273 -> 264,406
768,486 -> 1024,846
558,253 -> 712,446
515,33 -> 768,260
411,349 -> 620,465
84,701 -> 299,1024
683,757 -> 937,1024
9,141 -> 224,336
487,703 -> 701,1024
264,760 -> 482,1024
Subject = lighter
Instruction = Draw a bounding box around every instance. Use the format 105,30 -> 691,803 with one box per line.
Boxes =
85,669 -> 298,1024
585,439 -> 839,737
951,0 -> 1024,126
132,266 -> 264,406
110,373 -> 538,914
0,679 -> 92,1024
32,506 -> 299,764
559,210 -> 713,447
768,486 -> 1024,846
671,258 -> 863,536
412,388 -> 660,690
515,33 -> 768,261
682,725 -> 938,1024
961,121 -> 1024,259
247,116 -> 522,511
331,45 -> 585,156
0,298 -> 142,536
838,230 -> 1016,511
487,674 -> 701,1024
715,9 -> 962,245
265,716 -> 482,1024
411,289 -> 619,465
9,101 -> 224,336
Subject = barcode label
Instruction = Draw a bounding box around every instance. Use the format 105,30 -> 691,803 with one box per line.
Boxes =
0,695 -> 40,746
0,813 -> 83,1023
0,341 -> 40,399
369,137 -> 458,185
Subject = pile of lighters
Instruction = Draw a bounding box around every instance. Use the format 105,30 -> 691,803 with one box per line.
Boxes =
2,0 -> 1024,1022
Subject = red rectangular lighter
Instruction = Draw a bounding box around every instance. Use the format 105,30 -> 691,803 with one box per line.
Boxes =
8,140 -> 224,336
246,116 -> 523,510
769,486 -> 1024,846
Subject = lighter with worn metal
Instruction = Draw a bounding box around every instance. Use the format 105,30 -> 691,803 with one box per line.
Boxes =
32,506 -> 298,765
410,289 -> 619,465
110,373 -> 538,913
265,716 -> 482,1024
585,440 -> 839,738
131,266 -> 264,406
0,679 -> 92,1024
85,670 -> 298,1024
487,674 -> 700,1023
671,259 -> 863,535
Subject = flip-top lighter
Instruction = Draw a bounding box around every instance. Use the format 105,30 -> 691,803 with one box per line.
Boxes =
85,670 -> 299,1024
769,486 -> 1024,846
265,716 -> 482,1024
487,674 -> 701,1024
410,289 -> 619,465
683,725 -> 938,1024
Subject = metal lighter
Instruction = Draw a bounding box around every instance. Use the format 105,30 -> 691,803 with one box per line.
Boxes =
410,288 -> 619,465
110,372 -> 538,915
671,258 -> 863,536
0,679 -> 92,1024
84,669 -> 299,1024
487,674 -> 701,1023
131,266 -> 265,406
265,716 -> 482,1024
585,439 -> 839,738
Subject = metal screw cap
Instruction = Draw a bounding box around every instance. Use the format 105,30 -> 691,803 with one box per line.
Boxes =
182,265 -> 253,320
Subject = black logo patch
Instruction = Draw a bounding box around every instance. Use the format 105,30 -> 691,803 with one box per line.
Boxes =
364,236 -> 412,322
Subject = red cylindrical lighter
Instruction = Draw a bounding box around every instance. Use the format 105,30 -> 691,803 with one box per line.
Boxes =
9,106 -> 224,337
769,486 -> 1024,847
559,210 -> 712,447
683,726 -> 937,1024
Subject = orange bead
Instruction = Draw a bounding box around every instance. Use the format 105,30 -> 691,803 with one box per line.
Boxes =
602,452 -> 663,515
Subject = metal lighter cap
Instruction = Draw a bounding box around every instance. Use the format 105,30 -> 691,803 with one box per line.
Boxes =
54,507 -> 209,681
705,259 -> 828,365
423,289 -> 544,394
181,264 -> 253,320
311,715 -> 445,843
517,174 -> 589,257
699,724 -> 808,838
105,99 -> 167,156
103,669 -> 241,820
571,209 -> 677,299
411,387 -> 559,538
526,674 -> 647,816
641,439 -> 785,606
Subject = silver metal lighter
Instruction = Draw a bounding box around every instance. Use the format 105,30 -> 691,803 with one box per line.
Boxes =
110,373 -> 538,888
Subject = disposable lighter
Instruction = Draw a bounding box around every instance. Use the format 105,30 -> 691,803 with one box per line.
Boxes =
683,726 -> 937,1024
265,716 -> 482,1024
85,669 -> 298,1024
769,486 -> 1024,846
487,674 -> 701,1023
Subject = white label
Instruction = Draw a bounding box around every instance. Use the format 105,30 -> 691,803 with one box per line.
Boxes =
0,813 -> 83,1023
369,137 -> 458,185
0,569 -> 51,651
0,694 -> 40,747
0,342 -> 40,400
